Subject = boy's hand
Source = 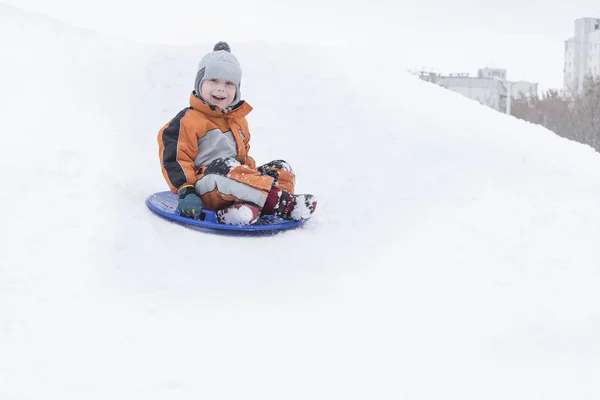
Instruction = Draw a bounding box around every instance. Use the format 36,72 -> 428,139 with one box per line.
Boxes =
177,186 -> 203,219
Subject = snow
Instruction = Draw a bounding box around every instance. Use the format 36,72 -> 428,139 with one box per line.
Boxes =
1,3 -> 600,399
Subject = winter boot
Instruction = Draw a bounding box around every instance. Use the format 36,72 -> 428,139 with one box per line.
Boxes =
261,187 -> 317,221
216,203 -> 261,225
289,194 -> 317,220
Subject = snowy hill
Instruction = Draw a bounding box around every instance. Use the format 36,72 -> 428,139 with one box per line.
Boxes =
1,4 -> 600,399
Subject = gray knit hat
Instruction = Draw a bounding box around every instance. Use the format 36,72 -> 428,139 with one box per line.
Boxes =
194,42 -> 242,107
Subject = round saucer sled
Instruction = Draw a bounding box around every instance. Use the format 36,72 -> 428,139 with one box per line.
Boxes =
146,191 -> 308,232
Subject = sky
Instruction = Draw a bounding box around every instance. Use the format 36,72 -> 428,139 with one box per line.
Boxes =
4,0 -> 600,90
2,3 -> 600,399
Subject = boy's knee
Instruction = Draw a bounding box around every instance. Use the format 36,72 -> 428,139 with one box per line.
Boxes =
258,159 -> 293,173
204,157 -> 241,176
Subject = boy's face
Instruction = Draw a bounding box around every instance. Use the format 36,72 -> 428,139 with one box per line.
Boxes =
201,78 -> 237,109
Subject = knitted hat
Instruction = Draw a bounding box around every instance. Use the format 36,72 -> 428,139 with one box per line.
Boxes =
194,42 -> 242,107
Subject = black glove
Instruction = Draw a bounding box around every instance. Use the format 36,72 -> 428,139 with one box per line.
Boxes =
176,186 -> 203,219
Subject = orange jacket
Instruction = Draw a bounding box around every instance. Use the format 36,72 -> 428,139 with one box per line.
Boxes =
158,92 -> 256,193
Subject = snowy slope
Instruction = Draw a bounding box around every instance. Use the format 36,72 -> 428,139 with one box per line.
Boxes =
1,4 -> 600,399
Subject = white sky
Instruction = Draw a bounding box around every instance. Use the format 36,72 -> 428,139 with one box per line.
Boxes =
4,0 -> 600,91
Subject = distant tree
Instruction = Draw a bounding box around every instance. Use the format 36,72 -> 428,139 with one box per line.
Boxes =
569,75 -> 600,151
510,78 -> 600,152
511,89 -> 572,135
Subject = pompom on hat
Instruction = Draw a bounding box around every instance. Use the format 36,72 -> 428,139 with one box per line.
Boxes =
194,41 -> 242,107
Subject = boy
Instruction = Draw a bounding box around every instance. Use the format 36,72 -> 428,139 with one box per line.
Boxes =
157,42 -> 317,225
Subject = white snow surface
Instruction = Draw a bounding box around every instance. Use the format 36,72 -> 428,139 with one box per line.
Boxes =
1,4 -> 600,400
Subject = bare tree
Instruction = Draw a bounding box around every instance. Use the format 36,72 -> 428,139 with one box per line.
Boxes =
570,76 -> 600,150
510,78 -> 600,152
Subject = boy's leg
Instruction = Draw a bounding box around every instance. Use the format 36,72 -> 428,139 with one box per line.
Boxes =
257,160 -> 295,193
258,160 -> 317,220
195,157 -> 274,211
196,157 -> 316,222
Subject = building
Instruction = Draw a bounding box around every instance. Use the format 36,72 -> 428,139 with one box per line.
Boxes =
417,68 -> 538,113
418,69 -> 508,112
564,17 -> 600,95
478,67 -> 506,80
478,68 -> 538,99
510,80 -> 539,99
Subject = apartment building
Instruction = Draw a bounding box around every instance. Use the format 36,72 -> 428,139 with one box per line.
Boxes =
417,68 -> 538,113
564,17 -> 600,94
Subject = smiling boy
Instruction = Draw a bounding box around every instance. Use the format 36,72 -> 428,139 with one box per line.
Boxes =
201,78 -> 236,110
157,42 -> 317,225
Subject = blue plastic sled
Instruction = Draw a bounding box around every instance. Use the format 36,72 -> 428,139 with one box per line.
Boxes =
146,191 -> 308,233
